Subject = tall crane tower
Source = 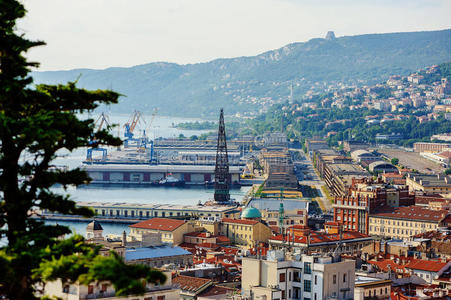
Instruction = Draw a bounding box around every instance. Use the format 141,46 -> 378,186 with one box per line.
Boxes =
214,108 -> 230,203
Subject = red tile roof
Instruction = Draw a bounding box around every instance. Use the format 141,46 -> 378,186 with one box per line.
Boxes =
370,206 -> 448,222
270,231 -> 370,245
129,218 -> 185,231
405,259 -> 448,272
368,259 -> 407,273
198,286 -> 234,298
172,275 -> 212,293
222,218 -> 259,225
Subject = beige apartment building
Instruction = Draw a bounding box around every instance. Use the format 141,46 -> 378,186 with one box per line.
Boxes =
368,206 -> 448,239
219,218 -> 272,248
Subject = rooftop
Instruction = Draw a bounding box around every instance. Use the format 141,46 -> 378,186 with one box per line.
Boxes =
270,231 -> 372,245
130,218 -> 185,231
405,259 -> 448,272
125,245 -> 192,261
222,218 -> 259,225
370,206 -> 448,222
172,275 -> 212,293
76,201 -> 236,212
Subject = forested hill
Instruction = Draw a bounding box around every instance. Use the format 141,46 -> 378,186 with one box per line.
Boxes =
33,29 -> 451,117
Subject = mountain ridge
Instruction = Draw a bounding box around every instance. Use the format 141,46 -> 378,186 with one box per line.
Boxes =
33,29 -> 451,117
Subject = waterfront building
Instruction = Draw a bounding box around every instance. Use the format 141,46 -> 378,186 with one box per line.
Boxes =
43,271 -> 179,300
86,220 -> 104,241
129,218 -> 197,246
368,206 -> 449,239
83,164 -> 242,185
52,201 -> 239,221
242,252 -> 355,300
219,218 -> 272,248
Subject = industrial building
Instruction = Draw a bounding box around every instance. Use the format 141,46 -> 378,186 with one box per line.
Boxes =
83,164 -> 242,185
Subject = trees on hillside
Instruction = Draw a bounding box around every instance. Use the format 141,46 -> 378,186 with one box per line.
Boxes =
0,1 -> 165,298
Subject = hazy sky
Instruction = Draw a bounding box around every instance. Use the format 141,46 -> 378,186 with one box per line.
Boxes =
19,0 -> 451,71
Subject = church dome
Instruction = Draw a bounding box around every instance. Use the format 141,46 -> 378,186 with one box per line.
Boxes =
241,207 -> 262,219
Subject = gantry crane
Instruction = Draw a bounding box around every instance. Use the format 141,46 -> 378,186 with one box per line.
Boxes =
86,113 -> 110,161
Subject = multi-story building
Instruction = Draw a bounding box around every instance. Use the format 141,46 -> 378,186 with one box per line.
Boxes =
219,218 -> 272,248
242,252 -> 355,300
406,173 -> 451,194
333,178 -> 414,234
368,206 -> 449,239
413,142 -> 451,153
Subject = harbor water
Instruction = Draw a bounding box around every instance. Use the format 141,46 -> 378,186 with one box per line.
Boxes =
44,113 -> 249,237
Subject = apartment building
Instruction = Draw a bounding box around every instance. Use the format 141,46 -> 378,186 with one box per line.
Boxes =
368,206 -> 449,239
242,252 -> 355,300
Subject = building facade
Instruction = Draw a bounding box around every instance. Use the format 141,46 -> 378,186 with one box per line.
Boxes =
242,252 -> 355,300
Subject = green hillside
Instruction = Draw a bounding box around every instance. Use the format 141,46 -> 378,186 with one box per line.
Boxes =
33,29 -> 451,117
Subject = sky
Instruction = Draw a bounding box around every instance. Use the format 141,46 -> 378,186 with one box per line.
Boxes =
19,0 -> 451,71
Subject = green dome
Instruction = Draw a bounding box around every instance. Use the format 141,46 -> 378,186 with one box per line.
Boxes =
241,207 -> 262,219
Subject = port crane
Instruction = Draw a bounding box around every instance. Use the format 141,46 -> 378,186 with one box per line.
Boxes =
86,112 -> 110,161
123,110 -> 145,147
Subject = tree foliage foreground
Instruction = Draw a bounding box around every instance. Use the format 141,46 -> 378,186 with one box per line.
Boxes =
0,1 -> 165,298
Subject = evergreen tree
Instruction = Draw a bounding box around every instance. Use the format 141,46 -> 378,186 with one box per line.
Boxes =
0,1 -> 165,298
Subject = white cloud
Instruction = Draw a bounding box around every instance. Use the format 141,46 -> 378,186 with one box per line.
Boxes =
18,0 -> 451,71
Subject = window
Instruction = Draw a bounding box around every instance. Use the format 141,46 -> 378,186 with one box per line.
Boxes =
343,274 -> 346,283
101,284 -> 108,292
304,280 -> 312,292
280,273 -> 286,282
333,274 -> 336,284
314,293 -> 317,300
304,262 -> 312,274
281,290 -> 285,299
289,272 -> 292,281
294,271 -> 301,282
88,285 -> 94,294
314,275 -> 317,285
157,296 -> 165,300
62,284 -> 70,293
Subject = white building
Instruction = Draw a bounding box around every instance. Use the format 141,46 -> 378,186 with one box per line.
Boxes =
242,251 -> 355,300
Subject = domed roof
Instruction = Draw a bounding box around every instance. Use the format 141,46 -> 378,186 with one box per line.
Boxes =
87,220 -> 103,231
241,207 -> 262,219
